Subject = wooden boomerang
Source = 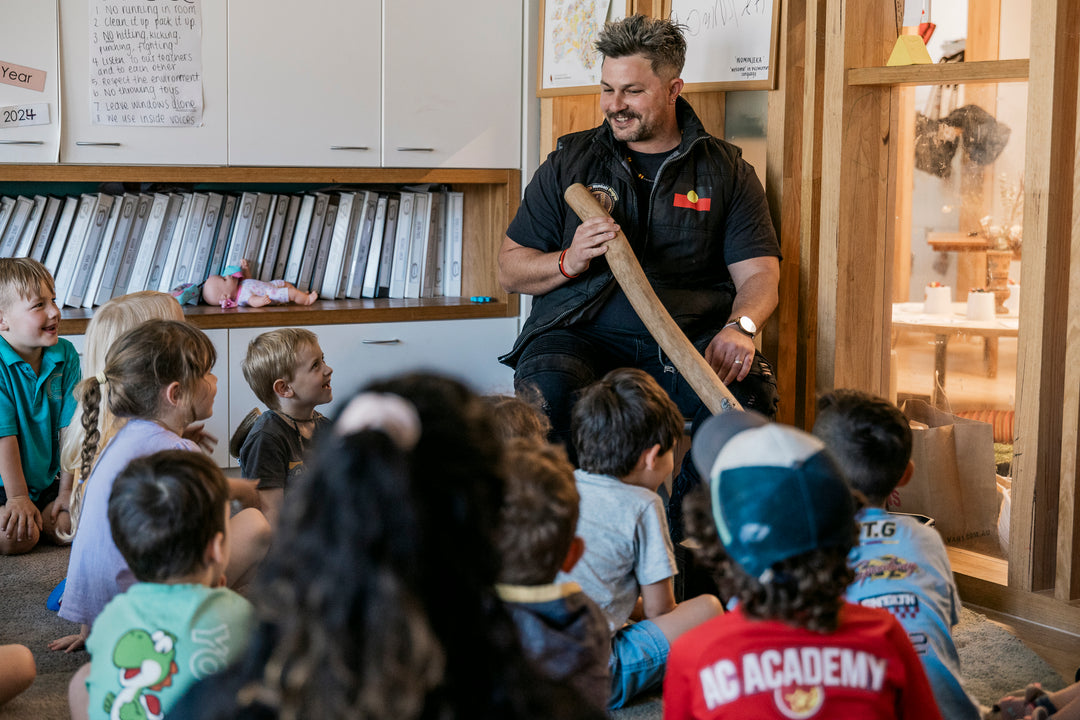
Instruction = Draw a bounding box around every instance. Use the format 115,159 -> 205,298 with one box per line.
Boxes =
563,183 -> 742,414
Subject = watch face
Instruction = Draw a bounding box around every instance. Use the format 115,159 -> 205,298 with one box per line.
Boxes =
739,316 -> 757,334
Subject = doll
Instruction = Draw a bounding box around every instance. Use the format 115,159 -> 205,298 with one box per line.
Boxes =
201,259 -> 318,309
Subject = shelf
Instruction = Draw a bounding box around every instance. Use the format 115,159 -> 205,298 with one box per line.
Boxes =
59,297 -> 516,336
0,165 -> 516,185
847,59 -> 1029,87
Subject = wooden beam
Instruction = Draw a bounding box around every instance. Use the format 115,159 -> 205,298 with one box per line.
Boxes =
847,59 -> 1030,87
1012,0 -> 1080,592
765,0 -> 804,426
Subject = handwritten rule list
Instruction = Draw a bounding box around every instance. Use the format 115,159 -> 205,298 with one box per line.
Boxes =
89,0 -> 204,127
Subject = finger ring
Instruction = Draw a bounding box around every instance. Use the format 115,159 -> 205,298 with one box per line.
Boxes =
734,359 -> 743,365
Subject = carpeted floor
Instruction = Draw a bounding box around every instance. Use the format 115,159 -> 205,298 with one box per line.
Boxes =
0,544 -> 1066,720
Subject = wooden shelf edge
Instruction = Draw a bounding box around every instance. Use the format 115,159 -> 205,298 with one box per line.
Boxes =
955,573 -> 1080,636
847,59 -> 1029,87
0,165 -> 517,185
60,298 -> 518,335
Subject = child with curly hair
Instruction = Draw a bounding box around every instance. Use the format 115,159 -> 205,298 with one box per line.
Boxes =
664,411 -> 942,719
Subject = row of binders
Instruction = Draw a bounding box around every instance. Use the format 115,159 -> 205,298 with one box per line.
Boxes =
0,186 -> 466,309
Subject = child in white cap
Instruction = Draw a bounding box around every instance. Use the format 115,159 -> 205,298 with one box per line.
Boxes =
662,411 -> 943,719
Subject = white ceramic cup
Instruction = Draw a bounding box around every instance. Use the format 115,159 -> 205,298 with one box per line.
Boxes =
966,291 -> 996,321
924,285 -> 953,315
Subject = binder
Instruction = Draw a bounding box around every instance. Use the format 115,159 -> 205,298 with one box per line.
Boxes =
188,192 -> 224,284
15,195 -> 48,258
297,192 -> 330,292
421,191 -> 444,298
444,191 -> 464,297
113,194 -> 153,298
403,192 -> 430,299
360,194 -> 389,299
244,192 -> 274,269
206,193 -> 239,279
376,194 -> 400,298
148,195 -> 184,292
28,196 -> 62,263
283,194 -> 315,285
259,194 -> 291,280
309,195 -> 340,294
320,192 -> 357,299
127,193 -> 173,294
0,198 -> 15,248
388,192 -> 415,299
223,192 -> 257,272
43,197 -> 79,278
171,193 -> 209,288
157,193 -> 194,293
90,193 -> 138,307
272,195 -> 302,281
346,191 -> 379,299
0,196 -> 35,257
53,195 -> 98,304
66,193 -> 115,308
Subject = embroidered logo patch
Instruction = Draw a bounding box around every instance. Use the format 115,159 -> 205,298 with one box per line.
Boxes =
674,190 -> 711,211
587,184 -> 618,213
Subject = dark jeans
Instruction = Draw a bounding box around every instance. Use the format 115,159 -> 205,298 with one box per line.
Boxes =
514,324 -> 778,541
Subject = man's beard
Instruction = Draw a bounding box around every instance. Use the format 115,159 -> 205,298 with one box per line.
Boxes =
606,111 -> 654,143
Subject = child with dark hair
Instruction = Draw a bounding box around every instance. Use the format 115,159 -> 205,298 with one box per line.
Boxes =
666,411 -> 942,719
171,373 -> 606,720
814,389 -> 982,720
68,450 -> 254,720
51,321 -> 270,653
495,438 -> 610,710
486,387 -> 551,445
565,368 -> 722,710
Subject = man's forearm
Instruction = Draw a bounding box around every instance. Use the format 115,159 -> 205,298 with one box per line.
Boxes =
726,257 -> 781,330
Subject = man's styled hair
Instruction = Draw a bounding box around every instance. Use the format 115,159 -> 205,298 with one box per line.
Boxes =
242,328 -> 320,410
495,438 -> 579,585
572,367 -> 684,478
108,450 -> 229,583
0,257 -> 55,311
596,14 -> 687,80
813,389 -> 913,505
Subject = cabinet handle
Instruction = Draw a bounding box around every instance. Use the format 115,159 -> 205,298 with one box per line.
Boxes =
75,141 -> 122,147
330,146 -> 370,151
0,140 -> 45,145
361,339 -> 401,345
396,147 -> 435,152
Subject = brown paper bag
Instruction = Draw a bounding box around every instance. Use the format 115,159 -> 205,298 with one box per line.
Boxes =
890,399 -> 999,546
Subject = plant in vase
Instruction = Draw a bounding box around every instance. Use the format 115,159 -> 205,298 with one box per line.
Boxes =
979,173 -> 1023,313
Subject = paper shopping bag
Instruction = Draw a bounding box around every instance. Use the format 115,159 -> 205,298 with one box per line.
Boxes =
890,399 -> 999,546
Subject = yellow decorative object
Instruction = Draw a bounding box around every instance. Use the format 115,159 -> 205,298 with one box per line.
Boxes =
887,35 -> 932,66
687,190 -> 698,203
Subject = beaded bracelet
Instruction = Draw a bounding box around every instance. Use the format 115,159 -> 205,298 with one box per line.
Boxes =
558,248 -> 580,279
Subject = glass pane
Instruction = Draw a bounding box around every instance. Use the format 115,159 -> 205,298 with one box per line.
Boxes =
902,0 -> 1030,62
889,79 -> 1027,577
724,90 -> 767,183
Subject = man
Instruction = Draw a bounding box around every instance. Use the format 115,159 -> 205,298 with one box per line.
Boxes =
497,15 -> 780,539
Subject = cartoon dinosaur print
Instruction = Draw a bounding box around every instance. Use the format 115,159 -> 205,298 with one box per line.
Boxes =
103,629 -> 179,720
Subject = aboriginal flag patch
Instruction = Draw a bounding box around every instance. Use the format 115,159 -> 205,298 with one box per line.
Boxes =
674,190 -> 711,211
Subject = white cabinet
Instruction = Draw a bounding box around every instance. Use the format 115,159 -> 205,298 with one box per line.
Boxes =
383,0 -> 522,168
225,318 -> 516,467
227,0 -> 381,167
58,0 -> 228,165
0,1 -> 61,163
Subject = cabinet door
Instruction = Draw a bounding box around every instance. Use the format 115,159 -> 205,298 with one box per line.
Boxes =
0,1 -> 61,163
383,0 -> 521,168
58,0 -> 228,165
227,318 -> 516,466
228,0 -> 381,167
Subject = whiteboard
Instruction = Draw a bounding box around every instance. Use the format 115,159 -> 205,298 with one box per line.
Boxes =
665,0 -> 780,91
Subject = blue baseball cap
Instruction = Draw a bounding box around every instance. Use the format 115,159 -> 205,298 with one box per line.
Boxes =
691,411 -> 855,579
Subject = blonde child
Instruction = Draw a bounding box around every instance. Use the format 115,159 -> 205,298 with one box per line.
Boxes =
237,328 -> 333,527
50,321 -> 270,652
0,258 -> 81,555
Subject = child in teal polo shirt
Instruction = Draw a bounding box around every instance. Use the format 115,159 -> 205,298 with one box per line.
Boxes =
0,258 -> 81,555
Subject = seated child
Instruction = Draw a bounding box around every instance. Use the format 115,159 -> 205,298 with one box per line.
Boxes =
0,644 -> 35,707
486,387 -> 551,445
665,410 -> 942,719
238,328 -> 333,527
201,259 -> 317,309
814,388 -> 982,720
0,258 -> 81,555
560,367 -> 722,710
68,449 -> 254,720
494,437 -> 610,710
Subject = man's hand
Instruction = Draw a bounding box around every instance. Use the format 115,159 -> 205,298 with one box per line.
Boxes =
561,216 -> 618,277
1,495 -> 42,543
705,326 -> 756,386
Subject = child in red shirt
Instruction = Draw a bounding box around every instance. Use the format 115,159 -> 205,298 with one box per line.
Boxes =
663,412 -> 943,720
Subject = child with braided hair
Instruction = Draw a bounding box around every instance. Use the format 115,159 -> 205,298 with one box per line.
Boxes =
49,321 -> 270,653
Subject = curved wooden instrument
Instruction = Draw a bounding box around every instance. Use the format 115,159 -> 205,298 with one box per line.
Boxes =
563,183 -> 742,414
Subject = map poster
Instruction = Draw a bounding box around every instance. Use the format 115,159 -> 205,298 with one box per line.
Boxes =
538,0 -> 628,96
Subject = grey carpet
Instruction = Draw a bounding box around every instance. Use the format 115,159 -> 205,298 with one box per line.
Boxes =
0,545 -> 1065,720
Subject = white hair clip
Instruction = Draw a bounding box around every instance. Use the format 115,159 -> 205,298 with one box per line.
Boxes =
95,371 -> 107,386
335,392 -> 421,450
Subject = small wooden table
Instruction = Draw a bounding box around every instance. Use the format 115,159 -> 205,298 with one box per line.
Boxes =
891,302 -> 1019,407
